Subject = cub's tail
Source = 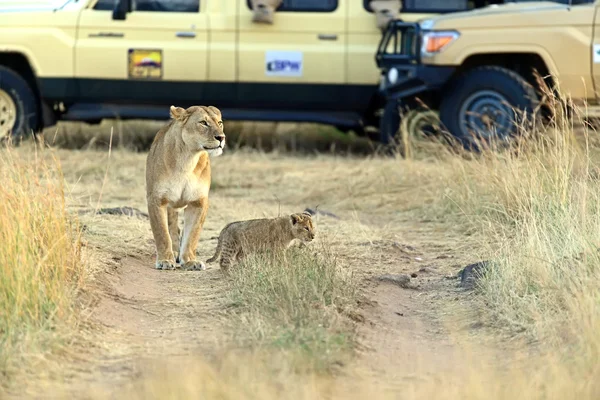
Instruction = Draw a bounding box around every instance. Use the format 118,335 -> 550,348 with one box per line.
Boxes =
206,235 -> 222,263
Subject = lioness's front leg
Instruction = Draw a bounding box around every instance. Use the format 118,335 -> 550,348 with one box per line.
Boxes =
167,207 -> 181,262
179,197 -> 208,271
148,197 -> 177,270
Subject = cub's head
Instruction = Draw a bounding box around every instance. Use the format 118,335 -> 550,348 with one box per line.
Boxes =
289,212 -> 316,242
369,0 -> 401,31
250,0 -> 282,24
169,105 -> 226,157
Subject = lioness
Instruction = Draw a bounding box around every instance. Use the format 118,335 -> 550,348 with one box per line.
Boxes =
206,212 -> 316,273
145,105 -> 225,271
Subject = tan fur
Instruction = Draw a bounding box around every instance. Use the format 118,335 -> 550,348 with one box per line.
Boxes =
249,0 -> 282,24
145,105 -> 226,271
370,0 -> 402,31
206,212 -> 316,273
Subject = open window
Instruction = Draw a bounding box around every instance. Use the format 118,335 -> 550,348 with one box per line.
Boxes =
93,0 -> 199,12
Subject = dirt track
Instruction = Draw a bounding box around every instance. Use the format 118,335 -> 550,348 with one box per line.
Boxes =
14,147 -> 501,398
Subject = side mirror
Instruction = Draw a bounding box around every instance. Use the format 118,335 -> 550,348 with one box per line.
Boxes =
112,0 -> 131,20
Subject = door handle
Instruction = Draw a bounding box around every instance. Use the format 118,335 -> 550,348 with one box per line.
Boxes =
88,32 -> 124,38
176,31 -> 196,38
318,34 -> 337,41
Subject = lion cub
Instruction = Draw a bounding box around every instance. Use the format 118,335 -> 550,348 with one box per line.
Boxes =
206,212 -> 316,272
145,105 -> 225,271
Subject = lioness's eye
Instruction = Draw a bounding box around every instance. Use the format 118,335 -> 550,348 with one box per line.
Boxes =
199,120 -> 209,126
304,227 -> 310,231
218,121 -> 223,126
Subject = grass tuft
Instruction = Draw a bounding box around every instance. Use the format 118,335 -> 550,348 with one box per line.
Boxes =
0,143 -> 85,379
227,244 -> 357,372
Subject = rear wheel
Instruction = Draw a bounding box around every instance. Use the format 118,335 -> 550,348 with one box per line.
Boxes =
439,66 -> 539,150
0,66 -> 39,140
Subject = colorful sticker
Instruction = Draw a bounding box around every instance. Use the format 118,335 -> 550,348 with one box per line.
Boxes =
128,49 -> 163,79
265,50 -> 303,77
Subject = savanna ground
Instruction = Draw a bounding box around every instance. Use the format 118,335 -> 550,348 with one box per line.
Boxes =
2,101 -> 599,399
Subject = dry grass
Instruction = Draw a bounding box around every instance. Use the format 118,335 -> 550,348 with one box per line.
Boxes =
0,144 -> 85,380
6,91 -> 600,399
227,245 -> 357,373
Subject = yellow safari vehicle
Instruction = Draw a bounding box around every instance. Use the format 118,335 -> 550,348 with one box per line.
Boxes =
0,0 -> 510,141
377,0 -> 597,148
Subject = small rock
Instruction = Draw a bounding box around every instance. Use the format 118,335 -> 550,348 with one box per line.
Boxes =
376,274 -> 411,288
410,272 -> 418,278
418,267 -> 435,274
459,261 -> 492,289
415,257 -> 423,261
96,206 -> 149,218
395,312 -> 404,317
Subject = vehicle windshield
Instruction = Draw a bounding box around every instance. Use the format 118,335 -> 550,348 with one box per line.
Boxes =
377,22 -> 419,57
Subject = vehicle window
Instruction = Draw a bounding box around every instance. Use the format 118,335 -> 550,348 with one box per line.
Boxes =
93,0 -> 200,12
246,0 -> 338,12
93,0 -> 117,10
363,0 -> 592,14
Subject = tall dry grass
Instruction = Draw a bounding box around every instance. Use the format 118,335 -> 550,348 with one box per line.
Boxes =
437,88 -> 600,382
227,245 -> 357,373
0,143 -> 85,379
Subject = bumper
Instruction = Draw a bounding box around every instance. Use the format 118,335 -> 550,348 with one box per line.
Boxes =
379,64 -> 455,101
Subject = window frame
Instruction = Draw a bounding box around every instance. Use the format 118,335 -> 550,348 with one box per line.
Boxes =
92,0 -> 200,13
245,0 -> 338,13
363,0 -> 471,14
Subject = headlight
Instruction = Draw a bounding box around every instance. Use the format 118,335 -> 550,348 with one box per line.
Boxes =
421,31 -> 460,57
387,68 -> 398,84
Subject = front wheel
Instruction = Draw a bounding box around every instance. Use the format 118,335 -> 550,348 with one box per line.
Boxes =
439,66 -> 539,150
0,66 -> 39,141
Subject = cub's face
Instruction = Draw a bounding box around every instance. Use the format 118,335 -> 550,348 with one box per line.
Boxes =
250,0 -> 282,24
290,212 -> 316,242
170,105 -> 226,157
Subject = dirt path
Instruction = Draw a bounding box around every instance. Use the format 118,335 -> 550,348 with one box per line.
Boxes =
14,149 -> 497,398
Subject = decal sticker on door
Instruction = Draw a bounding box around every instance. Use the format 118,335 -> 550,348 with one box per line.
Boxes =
594,44 -> 600,64
265,50 -> 303,77
128,49 -> 163,79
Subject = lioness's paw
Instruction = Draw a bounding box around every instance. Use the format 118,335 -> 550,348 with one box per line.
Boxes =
183,261 -> 206,271
156,260 -> 178,270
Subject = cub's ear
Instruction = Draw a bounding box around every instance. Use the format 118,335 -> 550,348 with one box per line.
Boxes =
170,105 -> 187,120
291,213 -> 302,225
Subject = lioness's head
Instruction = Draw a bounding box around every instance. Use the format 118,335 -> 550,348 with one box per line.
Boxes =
370,0 -> 402,31
250,0 -> 282,24
170,105 -> 226,157
290,212 -> 316,242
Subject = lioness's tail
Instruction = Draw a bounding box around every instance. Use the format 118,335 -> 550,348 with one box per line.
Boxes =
206,235 -> 222,263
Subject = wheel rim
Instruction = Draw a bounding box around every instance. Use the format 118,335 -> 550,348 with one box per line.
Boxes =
458,90 -> 514,141
0,89 -> 17,139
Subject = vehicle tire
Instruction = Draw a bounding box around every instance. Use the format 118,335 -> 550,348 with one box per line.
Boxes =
0,66 -> 39,141
378,98 -> 400,145
439,66 -> 539,150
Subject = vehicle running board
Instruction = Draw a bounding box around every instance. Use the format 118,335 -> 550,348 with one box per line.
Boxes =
62,103 -> 362,129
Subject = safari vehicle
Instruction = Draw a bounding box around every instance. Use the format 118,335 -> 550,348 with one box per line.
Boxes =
377,0 -> 598,147
0,0 -> 509,141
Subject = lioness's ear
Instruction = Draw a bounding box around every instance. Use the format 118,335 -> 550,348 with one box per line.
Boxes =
170,105 -> 187,120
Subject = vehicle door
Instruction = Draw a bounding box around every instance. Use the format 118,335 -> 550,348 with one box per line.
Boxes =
75,0 -> 208,105
236,0 -> 347,111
